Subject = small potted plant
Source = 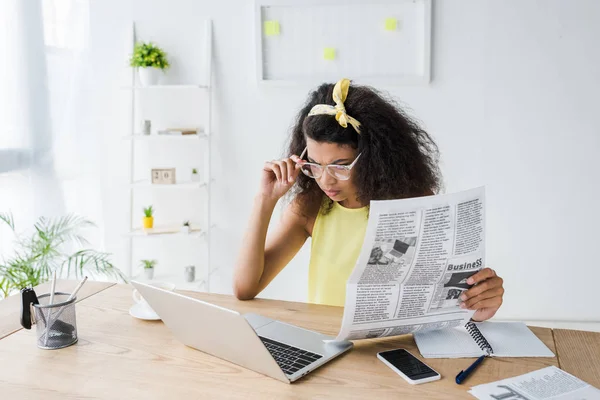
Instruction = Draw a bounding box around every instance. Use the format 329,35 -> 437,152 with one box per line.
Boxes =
181,220 -> 191,234
191,168 -> 201,182
140,259 -> 157,280
143,206 -> 154,229
129,41 -> 170,87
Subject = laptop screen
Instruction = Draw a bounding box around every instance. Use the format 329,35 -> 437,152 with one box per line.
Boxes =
393,240 -> 410,254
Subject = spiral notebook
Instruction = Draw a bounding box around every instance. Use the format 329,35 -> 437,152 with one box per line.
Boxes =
413,322 -> 555,358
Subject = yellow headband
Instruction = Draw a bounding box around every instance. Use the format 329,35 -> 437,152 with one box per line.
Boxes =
307,78 -> 362,134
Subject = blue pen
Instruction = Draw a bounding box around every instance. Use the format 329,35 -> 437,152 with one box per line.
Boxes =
455,354 -> 486,384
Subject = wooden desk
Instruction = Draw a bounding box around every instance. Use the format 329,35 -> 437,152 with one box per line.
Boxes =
0,280 -> 115,340
554,329 -> 600,388
0,283 -> 566,399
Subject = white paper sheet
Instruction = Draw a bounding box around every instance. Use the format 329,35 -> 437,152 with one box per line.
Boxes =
469,366 -> 600,400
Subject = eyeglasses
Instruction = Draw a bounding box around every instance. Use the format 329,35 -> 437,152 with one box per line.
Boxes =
296,147 -> 362,181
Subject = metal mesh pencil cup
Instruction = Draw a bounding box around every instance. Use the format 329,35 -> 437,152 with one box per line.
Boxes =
32,292 -> 78,350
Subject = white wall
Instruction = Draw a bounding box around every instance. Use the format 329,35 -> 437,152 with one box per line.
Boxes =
482,2 -> 600,322
89,0 -> 600,322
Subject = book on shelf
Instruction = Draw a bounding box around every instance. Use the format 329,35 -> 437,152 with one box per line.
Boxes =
157,128 -> 200,136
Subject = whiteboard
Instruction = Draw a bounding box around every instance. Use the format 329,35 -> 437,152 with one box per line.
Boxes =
255,0 -> 431,85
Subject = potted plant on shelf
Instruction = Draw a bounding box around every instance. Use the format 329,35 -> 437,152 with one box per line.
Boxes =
129,41 -> 170,87
140,259 -> 157,280
191,168 -> 201,182
181,220 -> 191,234
143,206 -> 154,229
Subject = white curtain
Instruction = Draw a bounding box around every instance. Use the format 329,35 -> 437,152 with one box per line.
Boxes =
0,0 -> 104,250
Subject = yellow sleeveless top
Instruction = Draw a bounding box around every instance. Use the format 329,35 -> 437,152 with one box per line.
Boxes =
308,202 -> 369,307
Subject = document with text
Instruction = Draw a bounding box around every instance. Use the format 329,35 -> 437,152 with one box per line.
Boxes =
469,366 -> 600,399
336,187 -> 484,341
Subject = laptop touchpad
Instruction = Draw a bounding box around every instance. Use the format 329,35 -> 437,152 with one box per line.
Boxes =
254,320 -> 328,353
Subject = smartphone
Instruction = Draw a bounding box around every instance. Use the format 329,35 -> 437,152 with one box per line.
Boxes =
377,348 -> 441,385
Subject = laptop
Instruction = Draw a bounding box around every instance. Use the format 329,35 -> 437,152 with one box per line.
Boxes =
386,239 -> 410,259
131,281 -> 353,383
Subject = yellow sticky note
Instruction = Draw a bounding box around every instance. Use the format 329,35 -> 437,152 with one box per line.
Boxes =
323,47 -> 336,60
264,20 -> 280,36
385,18 -> 398,31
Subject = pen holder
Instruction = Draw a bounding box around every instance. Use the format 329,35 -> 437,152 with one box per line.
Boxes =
32,292 -> 78,350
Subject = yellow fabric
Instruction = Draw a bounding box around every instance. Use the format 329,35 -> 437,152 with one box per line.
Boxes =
307,78 -> 362,134
308,202 -> 368,306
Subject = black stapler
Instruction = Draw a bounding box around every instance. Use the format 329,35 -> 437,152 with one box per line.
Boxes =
20,287 -> 40,330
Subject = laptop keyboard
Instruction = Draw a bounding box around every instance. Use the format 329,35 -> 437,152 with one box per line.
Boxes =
259,336 -> 323,375
389,249 -> 402,258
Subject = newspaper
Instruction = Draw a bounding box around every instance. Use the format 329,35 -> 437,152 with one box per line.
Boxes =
335,187 -> 484,341
468,366 -> 600,399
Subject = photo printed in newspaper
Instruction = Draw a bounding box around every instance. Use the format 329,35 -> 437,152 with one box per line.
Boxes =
335,187 -> 485,341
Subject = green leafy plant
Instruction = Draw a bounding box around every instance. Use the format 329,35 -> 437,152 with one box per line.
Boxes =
192,168 -> 198,174
183,220 -> 190,227
0,213 -> 126,299
143,206 -> 154,218
129,42 -> 170,70
140,259 -> 157,269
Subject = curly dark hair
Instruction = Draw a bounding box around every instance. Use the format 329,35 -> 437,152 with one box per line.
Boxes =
287,81 -> 442,216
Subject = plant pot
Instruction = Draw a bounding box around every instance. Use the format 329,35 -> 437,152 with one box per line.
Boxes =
180,226 -> 191,234
143,216 -> 154,229
144,268 -> 154,280
138,67 -> 162,87
190,174 -> 201,182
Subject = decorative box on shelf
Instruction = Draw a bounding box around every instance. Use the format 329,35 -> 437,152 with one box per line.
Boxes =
151,168 -> 176,184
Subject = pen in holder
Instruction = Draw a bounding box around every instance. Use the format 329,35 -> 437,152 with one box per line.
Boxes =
32,292 -> 78,350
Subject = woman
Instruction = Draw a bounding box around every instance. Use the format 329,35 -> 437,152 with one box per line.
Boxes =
234,79 -> 503,322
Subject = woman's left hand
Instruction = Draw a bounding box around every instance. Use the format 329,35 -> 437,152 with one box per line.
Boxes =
460,268 -> 504,322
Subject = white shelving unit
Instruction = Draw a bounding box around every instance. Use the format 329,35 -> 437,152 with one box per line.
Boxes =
124,20 -> 213,292
129,180 -> 207,189
122,84 -> 209,90
126,226 -> 205,237
123,133 -> 208,140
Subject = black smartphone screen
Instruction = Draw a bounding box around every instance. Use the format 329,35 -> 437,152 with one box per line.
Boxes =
379,349 -> 439,380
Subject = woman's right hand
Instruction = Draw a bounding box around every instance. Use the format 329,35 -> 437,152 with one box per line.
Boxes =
260,157 -> 301,201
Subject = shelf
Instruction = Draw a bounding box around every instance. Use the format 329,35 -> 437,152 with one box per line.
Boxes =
123,133 -> 208,140
126,226 -> 205,238
130,180 -> 207,188
125,19 -> 214,292
132,272 -> 206,292
122,84 -> 209,90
